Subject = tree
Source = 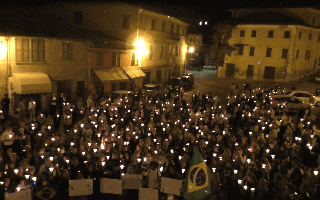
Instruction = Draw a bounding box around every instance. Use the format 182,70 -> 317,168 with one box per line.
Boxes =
210,21 -> 237,67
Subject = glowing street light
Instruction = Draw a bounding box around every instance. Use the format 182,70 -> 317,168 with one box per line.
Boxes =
135,38 -> 148,55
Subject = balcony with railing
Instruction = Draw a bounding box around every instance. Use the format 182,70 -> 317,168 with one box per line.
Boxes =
166,32 -> 181,41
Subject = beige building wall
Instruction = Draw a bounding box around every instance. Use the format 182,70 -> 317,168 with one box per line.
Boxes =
42,2 -> 188,87
219,24 -> 320,81
2,36 -> 89,112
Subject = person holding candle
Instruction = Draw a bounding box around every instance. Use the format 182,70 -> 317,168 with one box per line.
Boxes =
28,98 -> 36,123
0,175 -> 15,197
38,158 -> 57,181
1,127 -> 14,152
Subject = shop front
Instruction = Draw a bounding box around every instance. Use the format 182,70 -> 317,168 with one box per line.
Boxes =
8,72 -> 52,116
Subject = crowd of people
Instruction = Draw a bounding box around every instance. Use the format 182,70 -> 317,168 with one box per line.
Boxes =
0,81 -> 320,200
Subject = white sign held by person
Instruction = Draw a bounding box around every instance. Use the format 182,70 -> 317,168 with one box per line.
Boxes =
5,188 -> 32,200
100,178 -> 122,194
122,174 -> 143,189
160,177 -> 183,195
69,179 -> 93,196
139,188 -> 158,200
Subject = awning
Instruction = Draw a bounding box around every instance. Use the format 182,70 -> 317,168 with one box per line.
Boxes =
121,66 -> 146,79
93,67 -> 129,82
11,73 -> 52,94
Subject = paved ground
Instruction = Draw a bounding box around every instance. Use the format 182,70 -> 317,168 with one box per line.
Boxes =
183,68 -> 320,104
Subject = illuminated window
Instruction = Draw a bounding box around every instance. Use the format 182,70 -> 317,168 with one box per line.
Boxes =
205,21 -> 207,25
199,21 -> 202,26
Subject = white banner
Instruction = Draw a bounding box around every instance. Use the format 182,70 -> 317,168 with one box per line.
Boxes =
100,178 -> 122,194
5,188 -> 32,200
122,174 -> 143,189
139,188 -> 158,200
160,177 -> 183,195
69,179 -> 93,196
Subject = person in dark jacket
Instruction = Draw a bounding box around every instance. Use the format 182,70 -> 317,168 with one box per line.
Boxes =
256,178 -> 270,200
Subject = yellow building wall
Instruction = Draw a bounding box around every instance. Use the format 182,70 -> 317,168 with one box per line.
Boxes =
220,24 -> 320,81
43,2 -> 188,87
7,36 -> 89,103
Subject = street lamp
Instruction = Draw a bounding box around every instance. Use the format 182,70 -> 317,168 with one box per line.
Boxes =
135,38 -> 148,56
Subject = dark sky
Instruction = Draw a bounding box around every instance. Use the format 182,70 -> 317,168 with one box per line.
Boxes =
132,1 -> 318,22
4,1 -> 319,23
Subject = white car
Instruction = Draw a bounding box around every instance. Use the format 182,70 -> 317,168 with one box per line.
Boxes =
203,65 -> 215,69
284,91 -> 320,104
273,95 -> 314,114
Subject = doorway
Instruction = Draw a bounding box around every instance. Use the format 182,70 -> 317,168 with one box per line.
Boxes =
247,65 -> 254,78
225,63 -> 235,78
263,66 -> 276,79
57,80 -> 72,102
143,71 -> 151,85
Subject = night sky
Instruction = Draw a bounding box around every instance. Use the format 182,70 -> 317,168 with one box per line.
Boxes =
132,1 -> 319,22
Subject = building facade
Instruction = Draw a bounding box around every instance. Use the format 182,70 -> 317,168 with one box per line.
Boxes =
217,7 -> 320,81
42,2 -> 189,88
0,35 -> 89,114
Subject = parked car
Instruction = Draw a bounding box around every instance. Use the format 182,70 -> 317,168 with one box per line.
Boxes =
203,64 -> 216,69
100,90 -> 133,105
142,84 -> 166,96
167,76 -> 193,92
181,74 -> 194,87
284,91 -> 320,104
273,95 -> 314,114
